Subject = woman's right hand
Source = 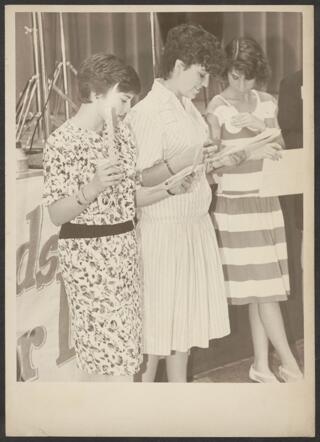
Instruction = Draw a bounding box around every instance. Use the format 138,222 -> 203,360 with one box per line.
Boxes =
249,142 -> 282,161
167,173 -> 196,195
205,149 -> 247,172
87,159 -> 125,199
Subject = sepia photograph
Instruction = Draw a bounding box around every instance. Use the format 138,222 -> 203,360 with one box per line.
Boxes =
6,3 -> 315,437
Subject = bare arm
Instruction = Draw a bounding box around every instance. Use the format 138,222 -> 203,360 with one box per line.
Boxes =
141,145 -> 197,187
136,173 -> 197,207
48,193 -> 91,227
203,112 -> 222,184
48,160 -> 123,226
205,102 -> 282,167
264,96 -> 285,148
204,111 -> 244,175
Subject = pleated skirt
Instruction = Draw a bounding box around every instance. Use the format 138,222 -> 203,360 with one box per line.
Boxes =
138,178 -> 230,355
212,194 -> 290,305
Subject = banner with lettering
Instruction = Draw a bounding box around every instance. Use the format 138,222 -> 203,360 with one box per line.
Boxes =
16,174 -> 77,381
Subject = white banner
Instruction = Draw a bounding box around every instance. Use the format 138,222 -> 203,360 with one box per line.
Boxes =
16,173 -> 77,381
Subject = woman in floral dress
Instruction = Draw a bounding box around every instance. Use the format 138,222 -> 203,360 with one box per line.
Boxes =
43,53 -> 192,382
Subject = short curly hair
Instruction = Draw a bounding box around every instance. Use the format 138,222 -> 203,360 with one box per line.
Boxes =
160,23 -> 225,79
223,37 -> 271,86
78,53 -> 141,103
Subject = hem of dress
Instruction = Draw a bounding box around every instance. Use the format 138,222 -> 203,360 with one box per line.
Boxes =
143,329 -> 231,357
227,294 -> 289,305
76,366 -> 143,377
76,357 -> 143,377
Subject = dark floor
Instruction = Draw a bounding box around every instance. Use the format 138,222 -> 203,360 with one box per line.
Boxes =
193,339 -> 304,383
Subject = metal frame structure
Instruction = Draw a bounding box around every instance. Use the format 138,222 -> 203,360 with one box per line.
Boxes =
16,12 -> 78,151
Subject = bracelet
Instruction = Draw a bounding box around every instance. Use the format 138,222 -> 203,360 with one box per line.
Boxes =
164,159 -> 175,176
80,186 -> 90,203
135,170 -> 143,186
75,190 -> 87,206
75,185 -> 93,207
166,188 -> 175,196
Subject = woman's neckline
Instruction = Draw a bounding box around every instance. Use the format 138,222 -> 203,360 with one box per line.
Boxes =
67,118 -> 104,137
219,89 -> 259,114
156,78 -> 188,111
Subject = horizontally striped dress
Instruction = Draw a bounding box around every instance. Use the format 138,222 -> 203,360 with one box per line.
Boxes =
207,90 -> 290,305
127,79 -> 230,356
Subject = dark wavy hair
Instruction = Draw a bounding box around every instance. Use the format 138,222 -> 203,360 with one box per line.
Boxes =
223,37 -> 271,86
78,53 -> 141,103
160,23 -> 225,79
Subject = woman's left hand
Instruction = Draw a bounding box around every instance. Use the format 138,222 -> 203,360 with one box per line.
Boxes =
167,173 -> 196,195
249,142 -> 282,160
231,112 -> 266,131
203,142 -> 220,163
205,150 -> 247,173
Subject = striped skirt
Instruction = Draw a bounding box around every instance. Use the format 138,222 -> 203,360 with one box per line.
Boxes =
211,194 -> 290,305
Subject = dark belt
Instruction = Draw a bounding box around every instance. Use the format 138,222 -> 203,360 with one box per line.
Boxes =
59,220 -> 134,239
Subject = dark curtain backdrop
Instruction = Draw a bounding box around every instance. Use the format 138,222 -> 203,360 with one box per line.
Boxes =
61,13 -> 154,101
153,11 -> 303,112
16,11 -> 302,114
221,12 -> 303,94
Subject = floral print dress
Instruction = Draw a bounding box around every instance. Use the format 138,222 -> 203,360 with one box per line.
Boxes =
43,119 -> 142,376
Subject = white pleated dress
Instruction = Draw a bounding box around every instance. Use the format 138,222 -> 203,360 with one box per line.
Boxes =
128,80 -> 230,356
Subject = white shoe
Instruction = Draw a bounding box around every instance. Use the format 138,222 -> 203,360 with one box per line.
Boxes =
249,365 -> 280,383
278,366 -> 303,382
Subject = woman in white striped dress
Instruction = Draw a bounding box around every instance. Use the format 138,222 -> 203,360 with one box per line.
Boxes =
206,37 -> 303,382
127,24 -> 230,382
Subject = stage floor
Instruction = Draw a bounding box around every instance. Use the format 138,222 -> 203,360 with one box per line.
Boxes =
193,339 -> 304,383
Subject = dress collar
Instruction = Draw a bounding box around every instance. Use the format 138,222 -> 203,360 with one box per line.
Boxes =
151,79 -> 185,105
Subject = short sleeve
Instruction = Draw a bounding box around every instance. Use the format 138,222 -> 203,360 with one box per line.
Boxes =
43,137 -> 75,207
260,100 -> 277,119
206,98 -> 226,128
126,107 -> 164,170
256,92 -> 278,121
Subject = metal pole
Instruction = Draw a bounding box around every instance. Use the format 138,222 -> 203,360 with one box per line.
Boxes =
59,13 -> 70,119
51,84 -> 78,111
31,12 -> 43,138
150,12 -> 156,78
37,12 -> 50,139
16,80 -> 37,142
16,75 -> 36,130
50,62 -> 63,118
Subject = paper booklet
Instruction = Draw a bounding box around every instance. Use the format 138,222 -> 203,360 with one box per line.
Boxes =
155,142 -> 204,190
214,127 -> 282,159
153,128 -> 281,191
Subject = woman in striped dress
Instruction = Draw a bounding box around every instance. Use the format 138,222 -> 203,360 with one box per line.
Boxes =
206,37 -> 303,382
127,24 -> 230,382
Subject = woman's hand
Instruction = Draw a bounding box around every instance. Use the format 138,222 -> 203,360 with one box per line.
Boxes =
86,159 -> 125,200
167,173 -> 196,195
203,141 -> 220,162
249,142 -> 282,161
205,150 -> 247,173
231,112 -> 266,132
